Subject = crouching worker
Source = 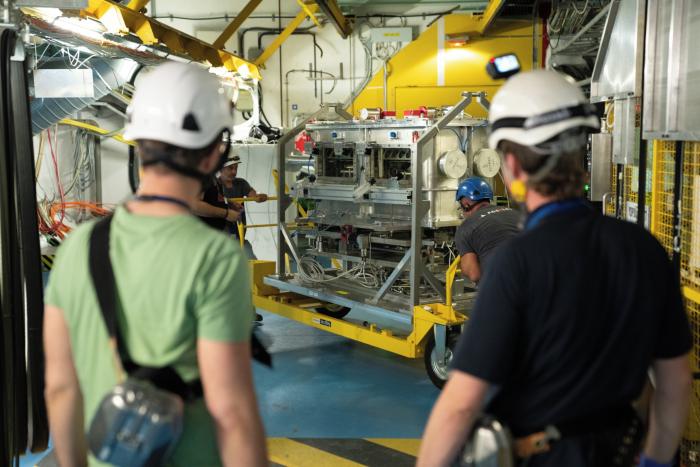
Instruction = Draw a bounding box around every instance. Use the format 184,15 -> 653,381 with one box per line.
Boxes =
455,177 -> 520,283
43,62 -> 267,467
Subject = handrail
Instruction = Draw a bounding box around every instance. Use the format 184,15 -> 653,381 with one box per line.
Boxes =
226,196 -> 278,203
445,256 -> 461,309
237,222 -> 245,249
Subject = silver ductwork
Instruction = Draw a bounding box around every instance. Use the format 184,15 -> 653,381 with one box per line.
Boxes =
30,57 -> 139,134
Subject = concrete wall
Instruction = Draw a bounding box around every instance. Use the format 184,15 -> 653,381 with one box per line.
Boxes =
151,0 -> 428,127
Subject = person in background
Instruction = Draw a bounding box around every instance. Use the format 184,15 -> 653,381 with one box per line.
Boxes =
193,155 -> 266,323
194,155 -> 267,261
43,62 -> 267,467
418,70 -> 691,467
219,155 -> 268,260
195,171 -> 241,231
454,176 -> 520,283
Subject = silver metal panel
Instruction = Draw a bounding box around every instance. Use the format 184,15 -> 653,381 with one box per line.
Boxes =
272,94 -> 487,315
34,69 -> 94,98
369,189 -> 412,205
590,133 -> 613,201
302,119 -> 487,227
591,0 -> 645,100
643,0 -> 669,136
643,0 -> 700,140
263,275 -> 413,328
612,97 -> 640,166
644,131 -> 700,140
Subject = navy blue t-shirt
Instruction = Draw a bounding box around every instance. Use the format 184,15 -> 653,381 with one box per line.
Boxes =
451,205 -> 692,436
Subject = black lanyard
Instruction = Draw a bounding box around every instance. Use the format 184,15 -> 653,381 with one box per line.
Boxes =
133,195 -> 191,211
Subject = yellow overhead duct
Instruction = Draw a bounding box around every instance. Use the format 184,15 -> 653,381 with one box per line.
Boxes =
350,14 -> 540,118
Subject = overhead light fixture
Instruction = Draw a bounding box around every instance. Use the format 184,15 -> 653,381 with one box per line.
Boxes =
446,33 -> 470,47
31,7 -> 62,20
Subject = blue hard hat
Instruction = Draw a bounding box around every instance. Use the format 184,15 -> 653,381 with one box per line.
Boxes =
456,177 -> 493,202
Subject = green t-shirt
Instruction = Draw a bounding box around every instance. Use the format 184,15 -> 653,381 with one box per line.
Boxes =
45,206 -> 254,466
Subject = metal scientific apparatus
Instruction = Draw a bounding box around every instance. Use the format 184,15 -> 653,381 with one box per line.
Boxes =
250,93 -> 492,387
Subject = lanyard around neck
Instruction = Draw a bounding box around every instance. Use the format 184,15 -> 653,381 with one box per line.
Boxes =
133,194 -> 191,211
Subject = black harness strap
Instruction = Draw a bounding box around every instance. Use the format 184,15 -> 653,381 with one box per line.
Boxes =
88,216 -> 203,401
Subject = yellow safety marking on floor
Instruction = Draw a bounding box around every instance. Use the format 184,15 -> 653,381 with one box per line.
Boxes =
366,438 -> 421,457
41,255 -> 54,270
268,438 -> 364,467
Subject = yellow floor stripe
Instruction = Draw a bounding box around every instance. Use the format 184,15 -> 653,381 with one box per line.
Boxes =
366,438 -> 421,457
268,438 -> 365,467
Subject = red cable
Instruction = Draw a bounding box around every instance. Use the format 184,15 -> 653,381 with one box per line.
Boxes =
46,127 -> 66,235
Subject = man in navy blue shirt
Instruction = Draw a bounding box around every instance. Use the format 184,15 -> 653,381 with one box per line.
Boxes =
418,70 -> 692,467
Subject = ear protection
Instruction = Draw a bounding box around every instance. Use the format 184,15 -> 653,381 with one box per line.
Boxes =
509,180 -> 527,203
214,129 -> 232,173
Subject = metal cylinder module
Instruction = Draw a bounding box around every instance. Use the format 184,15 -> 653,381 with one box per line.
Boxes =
360,107 -> 382,120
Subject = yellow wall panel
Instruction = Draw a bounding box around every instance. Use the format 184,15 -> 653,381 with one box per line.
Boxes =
350,15 -> 539,118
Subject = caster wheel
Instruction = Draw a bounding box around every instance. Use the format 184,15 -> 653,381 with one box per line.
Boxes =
424,331 -> 460,389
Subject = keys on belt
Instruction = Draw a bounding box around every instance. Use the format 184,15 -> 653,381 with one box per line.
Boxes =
514,425 -> 562,458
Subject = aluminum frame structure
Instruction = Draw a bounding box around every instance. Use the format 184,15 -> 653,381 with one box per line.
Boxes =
252,93 -> 491,387
271,92 -> 489,322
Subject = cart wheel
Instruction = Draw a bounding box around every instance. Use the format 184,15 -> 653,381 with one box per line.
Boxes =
424,331 -> 460,389
316,304 -> 351,319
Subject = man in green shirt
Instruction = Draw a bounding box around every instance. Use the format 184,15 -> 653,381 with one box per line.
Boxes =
43,62 -> 267,466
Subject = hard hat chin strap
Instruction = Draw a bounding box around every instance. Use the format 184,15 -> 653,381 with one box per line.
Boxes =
140,130 -> 232,185
142,156 -> 210,183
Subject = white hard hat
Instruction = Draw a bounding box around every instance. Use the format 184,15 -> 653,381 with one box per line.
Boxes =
488,70 -> 599,150
124,62 -> 233,149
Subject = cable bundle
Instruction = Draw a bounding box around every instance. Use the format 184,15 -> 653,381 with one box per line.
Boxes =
297,255 -> 388,290
35,125 -> 111,239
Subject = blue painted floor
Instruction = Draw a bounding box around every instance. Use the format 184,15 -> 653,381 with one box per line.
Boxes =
21,308 -> 438,465
253,310 -> 439,438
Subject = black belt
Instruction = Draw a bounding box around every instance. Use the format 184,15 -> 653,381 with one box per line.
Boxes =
515,405 -> 642,462
515,405 -> 637,439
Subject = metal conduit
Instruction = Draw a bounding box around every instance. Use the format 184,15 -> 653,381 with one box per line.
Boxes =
30,57 -> 138,134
